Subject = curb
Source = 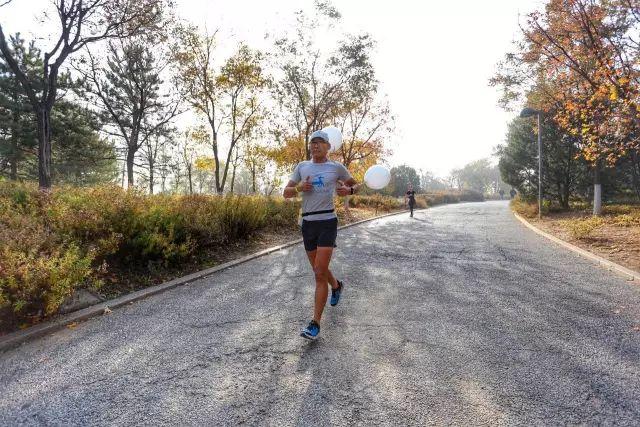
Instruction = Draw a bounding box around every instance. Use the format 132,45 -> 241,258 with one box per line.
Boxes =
513,212 -> 640,283
0,207 -> 418,352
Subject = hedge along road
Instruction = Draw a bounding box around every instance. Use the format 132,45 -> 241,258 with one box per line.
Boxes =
1,201 -> 640,425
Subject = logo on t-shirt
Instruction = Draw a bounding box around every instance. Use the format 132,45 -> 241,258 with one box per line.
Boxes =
311,176 -> 325,188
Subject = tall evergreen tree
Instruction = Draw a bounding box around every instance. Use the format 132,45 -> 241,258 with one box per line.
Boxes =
1,34 -> 117,184
83,40 -> 180,188
0,34 -> 39,180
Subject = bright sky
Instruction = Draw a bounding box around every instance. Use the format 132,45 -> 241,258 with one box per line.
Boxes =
173,0 -> 545,177
2,0 -> 544,177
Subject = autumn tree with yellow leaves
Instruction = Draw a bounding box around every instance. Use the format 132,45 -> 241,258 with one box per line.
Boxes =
173,27 -> 266,195
492,0 -> 640,213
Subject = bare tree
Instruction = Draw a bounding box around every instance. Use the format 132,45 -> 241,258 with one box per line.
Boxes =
178,127 -> 206,195
141,131 -> 175,194
0,0 -> 165,188
173,31 -> 265,194
157,143 -> 172,193
335,96 -> 393,169
216,45 -> 265,194
81,40 -> 181,187
169,157 -> 183,193
273,6 -> 376,160
173,26 -> 224,192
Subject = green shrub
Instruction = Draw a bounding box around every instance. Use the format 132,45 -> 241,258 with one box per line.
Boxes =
0,180 -> 483,328
611,213 -> 640,227
510,196 -> 549,218
217,195 -> 268,241
346,195 -> 403,211
421,190 -> 484,207
563,216 -> 605,239
0,245 -> 95,320
568,200 -> 590,211
413,196 -> 428,209
0,181 -> 302,327
603,205 -> 634,215
0,194 -> 99,324
265,197 -> 300,228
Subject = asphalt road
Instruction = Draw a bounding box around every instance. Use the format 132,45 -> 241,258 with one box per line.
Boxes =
1,201 -> 640,426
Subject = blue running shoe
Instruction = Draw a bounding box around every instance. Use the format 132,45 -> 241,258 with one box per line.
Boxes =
301,320 -> 320,340
330,280 -> 343,306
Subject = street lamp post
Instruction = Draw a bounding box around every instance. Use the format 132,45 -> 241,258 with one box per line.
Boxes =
520,107 -> 543,219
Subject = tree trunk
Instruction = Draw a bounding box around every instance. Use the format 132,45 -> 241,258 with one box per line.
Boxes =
9,91 -> 19,180
593,161 -> 602,216
187,166 -> 193,195
210,127 -> 222,195
631,151 -> 640,201
9,130 -> 18,180
219,140 -> 236,196
564,159 -> 572,210
305,128 -> 311,160
230,163 -> 236,194
149,165 -> 154,194
251,164 -> 257,193
36,107 -> 52,189
562,180 -> 570,210
556,181 -> 564,208
126,147 -> 136,188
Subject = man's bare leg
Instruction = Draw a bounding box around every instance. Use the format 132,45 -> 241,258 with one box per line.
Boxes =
308,246 -> 335,323
306,250 -> 339,290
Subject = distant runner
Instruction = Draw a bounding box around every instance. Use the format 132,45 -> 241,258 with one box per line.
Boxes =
283,130 -> 361,340
405,184 -> 416,217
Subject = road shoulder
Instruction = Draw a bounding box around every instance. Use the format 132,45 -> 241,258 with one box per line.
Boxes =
513,211 -> 640,283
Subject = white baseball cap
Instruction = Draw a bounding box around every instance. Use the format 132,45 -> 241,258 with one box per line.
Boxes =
309,130 -> 329,143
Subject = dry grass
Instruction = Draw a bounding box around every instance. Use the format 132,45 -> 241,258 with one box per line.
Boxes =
0,182 -> 301,329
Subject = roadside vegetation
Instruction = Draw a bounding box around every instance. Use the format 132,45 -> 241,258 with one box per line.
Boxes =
492,0 -> 640,215
492,1 -> 640,274
0,180 -> 482,332
0,181 -> 297,330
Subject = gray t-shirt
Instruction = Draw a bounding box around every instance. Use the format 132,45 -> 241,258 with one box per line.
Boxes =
290,160 -> 352,221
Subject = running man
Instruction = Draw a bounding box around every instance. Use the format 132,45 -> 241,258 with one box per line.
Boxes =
405,184 -> 416,217
283,130 -> 360,340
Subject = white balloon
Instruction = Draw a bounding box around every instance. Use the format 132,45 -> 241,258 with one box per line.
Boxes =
322,126 -> 343,152
364,165 -> 391,190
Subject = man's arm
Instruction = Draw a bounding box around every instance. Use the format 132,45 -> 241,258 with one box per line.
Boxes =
284,176 -> 313,198
337,177 -> 361,196
344,177 -> 360,192
283,180 -> 301,199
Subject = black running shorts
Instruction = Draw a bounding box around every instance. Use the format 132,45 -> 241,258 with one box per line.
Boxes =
301,217 -> 338,251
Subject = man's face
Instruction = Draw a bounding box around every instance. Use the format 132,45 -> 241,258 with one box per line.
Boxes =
310,138 -> 330,158
408,184 -> 413,190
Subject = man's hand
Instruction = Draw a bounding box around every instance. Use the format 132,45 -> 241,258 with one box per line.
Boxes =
336,185 -> 351,196
301,176 -> 313,192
